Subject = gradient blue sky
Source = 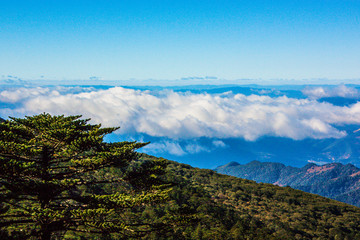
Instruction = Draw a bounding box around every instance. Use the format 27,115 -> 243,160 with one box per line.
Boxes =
1,0 -> 359,81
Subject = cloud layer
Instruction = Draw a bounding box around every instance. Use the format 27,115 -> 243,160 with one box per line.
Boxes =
302,85 -> 360,99
2,86 -> 360,141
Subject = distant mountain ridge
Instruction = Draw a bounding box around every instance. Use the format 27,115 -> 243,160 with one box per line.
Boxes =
216,161 -> 360,207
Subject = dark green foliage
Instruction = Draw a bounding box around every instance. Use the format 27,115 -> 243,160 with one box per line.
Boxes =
0,114 -> 171,239
140,155 -> 360,239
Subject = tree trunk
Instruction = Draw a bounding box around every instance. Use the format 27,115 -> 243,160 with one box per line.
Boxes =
40,225 -> 52,240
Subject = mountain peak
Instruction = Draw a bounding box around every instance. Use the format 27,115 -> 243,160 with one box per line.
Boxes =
247,160 -> 261,165
225,161 -> 240,167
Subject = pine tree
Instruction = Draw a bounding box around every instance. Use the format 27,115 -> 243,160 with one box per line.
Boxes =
0,113 -> 170,239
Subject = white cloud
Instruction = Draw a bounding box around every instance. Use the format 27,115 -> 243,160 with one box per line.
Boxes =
185,143 -> 210,154
142,140 -> 212,156
212,140 -> 227,148
0,87 -> 53,103
307,160 -> 331,165
142,141 -> 186,156
2,86 -> 360,141
0,86 -> 96,103
302,84 -> 360,99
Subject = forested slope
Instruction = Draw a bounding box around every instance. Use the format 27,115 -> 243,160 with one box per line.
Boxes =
216,160 -> 360,207
139,155 -> 360,240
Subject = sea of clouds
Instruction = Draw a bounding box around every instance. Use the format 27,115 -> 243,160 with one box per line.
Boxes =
1,85 -> 360,145
302,84 -> 360,99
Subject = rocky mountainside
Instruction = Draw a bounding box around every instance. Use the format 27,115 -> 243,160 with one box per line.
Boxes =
215,160 -> 360,207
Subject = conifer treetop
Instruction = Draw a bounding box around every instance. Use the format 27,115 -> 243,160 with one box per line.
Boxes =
0,113 -> 170,240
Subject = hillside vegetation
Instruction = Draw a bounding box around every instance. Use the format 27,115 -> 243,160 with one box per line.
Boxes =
216,160 -> 360,207
140,155 -> 360,240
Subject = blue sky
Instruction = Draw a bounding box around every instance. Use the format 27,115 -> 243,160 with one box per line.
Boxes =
1,0 -> 359,81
